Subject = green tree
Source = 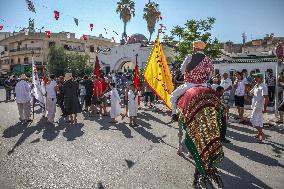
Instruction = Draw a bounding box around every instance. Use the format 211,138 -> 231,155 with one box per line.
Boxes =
47,47 -> 91,77
65,53 -> 91,77
143,1 -> 160,42
116,0 -> 135,40
170,17 -> 222,67
47,46 -> 68,76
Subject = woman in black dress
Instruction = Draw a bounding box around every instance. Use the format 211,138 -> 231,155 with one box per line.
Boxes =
63,73 -> 81,123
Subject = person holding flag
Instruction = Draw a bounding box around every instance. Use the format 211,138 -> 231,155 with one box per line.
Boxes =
170,41 -> 214,121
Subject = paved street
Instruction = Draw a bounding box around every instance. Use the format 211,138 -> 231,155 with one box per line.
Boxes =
0,88 -> 283,189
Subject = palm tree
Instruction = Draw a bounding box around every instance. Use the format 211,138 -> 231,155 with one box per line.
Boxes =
143,0 -> 160,42
116,0 -> 135,41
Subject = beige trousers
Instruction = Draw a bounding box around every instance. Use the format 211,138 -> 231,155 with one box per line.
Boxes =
17,102 -> 31,121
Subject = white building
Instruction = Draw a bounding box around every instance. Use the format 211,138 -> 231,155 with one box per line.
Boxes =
98,34 -> 175,73
214,55 -> 282,78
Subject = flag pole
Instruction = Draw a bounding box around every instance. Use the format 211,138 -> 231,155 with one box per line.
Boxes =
31,52 -> 35,120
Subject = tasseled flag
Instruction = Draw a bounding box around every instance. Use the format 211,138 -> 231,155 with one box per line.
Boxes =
0,26 -> 3,30
82,34 -> 87,40
112,37 -> 115,43
74,18 -> 78,26
113,31 -> 118,35
25,0 -> 36,13
160,16 -> 163,21
90,24 -> 94,31
66,32 -> 70,38
54,10 -> 59,20
45,31 -> 51,38
104,28 -> 107,34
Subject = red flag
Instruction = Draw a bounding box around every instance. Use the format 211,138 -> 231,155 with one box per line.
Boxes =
160,16 -> 163,21
54,10 -> 59,20
82,34 -> 87,40
90,24 -> 94,31
93,56 -> 101,77
0,26 -> 3,30
45,31 -> 51,38
159,24 -> 163,28
133,55 -> 140,89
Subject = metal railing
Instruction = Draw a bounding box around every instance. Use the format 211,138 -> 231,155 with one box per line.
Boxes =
9,47 -> 41,52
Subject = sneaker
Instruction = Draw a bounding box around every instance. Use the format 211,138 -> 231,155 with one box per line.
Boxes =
26,119 -> 33,123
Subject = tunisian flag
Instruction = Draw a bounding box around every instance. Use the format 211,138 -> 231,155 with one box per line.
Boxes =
93,55 -> 101,77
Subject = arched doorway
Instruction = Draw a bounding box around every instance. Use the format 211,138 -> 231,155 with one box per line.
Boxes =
121,61 -> 135,73
113,57 -> 135,72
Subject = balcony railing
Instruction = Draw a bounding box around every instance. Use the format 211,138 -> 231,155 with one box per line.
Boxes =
64,47 -> 85,52
9,47 -> 41,52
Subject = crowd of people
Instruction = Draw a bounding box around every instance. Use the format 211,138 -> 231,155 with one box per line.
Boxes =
1,41 -> 280,143
2,71 -> 158,128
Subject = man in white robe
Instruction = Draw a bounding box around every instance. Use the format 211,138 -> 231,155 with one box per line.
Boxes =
46,74 -> 58,123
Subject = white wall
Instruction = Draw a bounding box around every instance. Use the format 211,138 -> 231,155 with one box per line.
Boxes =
98,43 -> 174,71
214,61 -> 281,76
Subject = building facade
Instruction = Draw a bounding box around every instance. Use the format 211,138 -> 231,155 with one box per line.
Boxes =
0,31 -> 114,76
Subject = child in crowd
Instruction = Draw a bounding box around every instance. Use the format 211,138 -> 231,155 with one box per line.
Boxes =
122,85 -> 129,119
215,86 -> 231,143
128,84 -> 139,127
104,82 -> 123,123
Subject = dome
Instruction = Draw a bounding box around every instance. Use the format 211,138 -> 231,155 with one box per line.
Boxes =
127,33 -> 148,44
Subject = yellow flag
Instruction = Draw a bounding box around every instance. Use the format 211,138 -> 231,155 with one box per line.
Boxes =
144,35 -> 174,110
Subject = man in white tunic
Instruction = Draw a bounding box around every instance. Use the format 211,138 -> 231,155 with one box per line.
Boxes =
105,83 -> 122,123
46,74 -> 58,123
128,84 -> 139,126
15,74 -> 32,122
249,73 -> 269,142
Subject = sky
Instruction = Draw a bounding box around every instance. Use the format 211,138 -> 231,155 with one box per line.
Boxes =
0,0 -> 284,43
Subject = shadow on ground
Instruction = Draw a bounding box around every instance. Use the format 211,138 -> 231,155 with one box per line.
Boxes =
2,116 -> 85,154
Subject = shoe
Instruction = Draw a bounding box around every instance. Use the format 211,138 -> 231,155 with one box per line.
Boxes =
26,119 -> 33,123
221,138 -> 231,143
171,114 -> 178,122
